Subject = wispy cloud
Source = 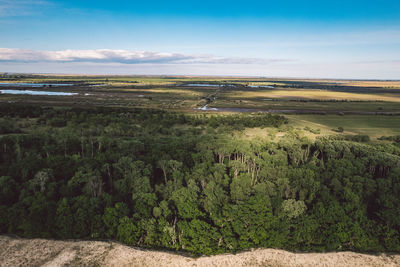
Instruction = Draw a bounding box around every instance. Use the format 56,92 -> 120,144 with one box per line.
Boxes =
0,48 -> 289,65
0,0 -> 51,17
354,59 -> 400,64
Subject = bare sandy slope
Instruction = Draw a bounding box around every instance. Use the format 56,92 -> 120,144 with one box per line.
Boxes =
1,236 -> 400,267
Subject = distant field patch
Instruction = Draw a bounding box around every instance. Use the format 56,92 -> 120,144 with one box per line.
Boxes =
223,89 -> 400,102
287,114 -> 400,139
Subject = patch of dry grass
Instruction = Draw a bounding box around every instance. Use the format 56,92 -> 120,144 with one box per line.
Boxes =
223,89 -> 400,102
1,236 -> 399,267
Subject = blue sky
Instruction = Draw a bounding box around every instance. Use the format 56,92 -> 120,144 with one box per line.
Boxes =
0,0 -> 400,78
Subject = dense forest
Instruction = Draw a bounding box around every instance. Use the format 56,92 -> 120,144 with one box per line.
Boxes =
1,105 -> 400,255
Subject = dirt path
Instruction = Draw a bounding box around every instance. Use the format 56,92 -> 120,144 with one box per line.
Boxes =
1,236 -> 400,267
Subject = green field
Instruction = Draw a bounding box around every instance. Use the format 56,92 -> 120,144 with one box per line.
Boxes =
1,74 -> 400,139
287,114 -> 400,139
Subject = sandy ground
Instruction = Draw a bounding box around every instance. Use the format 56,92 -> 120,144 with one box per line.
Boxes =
1,236 -> 400,267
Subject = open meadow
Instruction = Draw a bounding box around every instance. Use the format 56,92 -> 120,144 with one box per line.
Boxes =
1,74 -> 399,140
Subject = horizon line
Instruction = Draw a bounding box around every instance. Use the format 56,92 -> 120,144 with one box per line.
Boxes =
1,72 -> 400,82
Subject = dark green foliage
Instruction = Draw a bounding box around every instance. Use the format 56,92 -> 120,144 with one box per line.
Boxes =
332,126 -> 344,133
379,135 -> 400,143
327,134 -> 370,142
1,105 -> 400,255
0,118 -> 21,134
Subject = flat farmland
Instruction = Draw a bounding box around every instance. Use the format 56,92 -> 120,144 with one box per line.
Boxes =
1,75 -> 400,138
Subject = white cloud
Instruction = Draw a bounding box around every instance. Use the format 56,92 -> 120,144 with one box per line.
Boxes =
0,48 -> 288,65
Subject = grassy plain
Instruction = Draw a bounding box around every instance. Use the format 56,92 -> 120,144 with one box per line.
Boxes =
287,114 -> 400,139
1,74 -> 399,139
